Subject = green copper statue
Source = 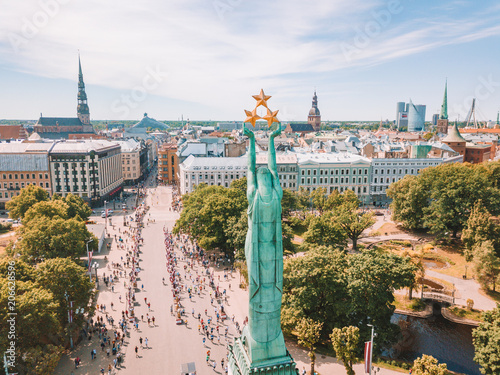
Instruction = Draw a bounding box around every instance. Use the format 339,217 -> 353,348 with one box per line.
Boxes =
241,123 -> 288,364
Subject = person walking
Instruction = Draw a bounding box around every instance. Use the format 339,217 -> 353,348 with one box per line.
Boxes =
135,346 -> 139,357
139,337 -> 143,347
145,337 -> 148,348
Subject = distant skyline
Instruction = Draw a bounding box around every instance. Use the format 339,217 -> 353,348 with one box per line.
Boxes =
1,0 -> 500,122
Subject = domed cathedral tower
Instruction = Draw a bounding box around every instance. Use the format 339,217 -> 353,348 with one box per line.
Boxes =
307,91 -> 321,131
77,54 -> 92,130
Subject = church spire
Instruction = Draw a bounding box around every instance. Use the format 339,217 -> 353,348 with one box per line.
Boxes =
497,111 -> 499,125
77,53 -> 90,125
439,79 -> 448,120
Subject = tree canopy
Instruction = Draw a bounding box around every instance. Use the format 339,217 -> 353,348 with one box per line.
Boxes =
282,247 -> 417,353
388,163 -> 500,237
473,305 -> 500,375
6,184 -> 49,220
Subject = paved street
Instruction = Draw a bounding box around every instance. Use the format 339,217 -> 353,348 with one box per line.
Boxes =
56,181 -> 405,375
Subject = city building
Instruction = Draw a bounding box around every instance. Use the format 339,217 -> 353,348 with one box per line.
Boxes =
396,102 -> 408,130
49,140 -> 123,206
307,91 -> 321,131
370,146 -> 463,205
284,123 -> 315,135
407,100 -> 426,132
436,80 -> 449,134
0,125 -> 28,141
0,142 -> 54,209
179,155 -> 247,194
442,122 -> 467,156
33,55 -> 95,139
158,143 -> 179,184
297,152 -> 371,203
114,139 -> 143,185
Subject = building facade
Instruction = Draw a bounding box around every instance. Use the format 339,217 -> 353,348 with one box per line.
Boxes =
49,140 -> 123,206
0,142 -> 54,209
114,140 -> 142,185
158,143 -> 179,184
297,153 -> 371,203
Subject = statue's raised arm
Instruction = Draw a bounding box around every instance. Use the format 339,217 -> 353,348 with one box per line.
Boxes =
244,126 -> 256,200
268,123 -> 282,198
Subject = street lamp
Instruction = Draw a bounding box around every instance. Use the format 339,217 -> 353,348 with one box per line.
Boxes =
367,324 -> 376,375
104,200 -> 108,234
92,262 -> 99,285
65,291 -> 74,349
86,238 -> 94,281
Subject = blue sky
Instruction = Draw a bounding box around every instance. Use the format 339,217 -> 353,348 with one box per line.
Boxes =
1,0 -> 499,122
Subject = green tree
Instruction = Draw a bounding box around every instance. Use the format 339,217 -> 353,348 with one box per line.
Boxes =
0,279 -> 61,373
282,247 -> 349,337
330,326 -> 360,375
295,318 -> 323,375
295,187 -> 311,210
6,184 -> 49,220
347,249 -> 417,350
35,258 -> 94,326
16,217 -> 97,263
325,190 -> 343,211
281,188 -> 299,217
387,175 -> 429,230
334,204 -> 375,251
310,187 -> 328,212
0,258 -> 35,282
462,200 -> 500,261
473,241 -> 500,292
225,211 -> 248,260
23,200 -> 69,226
421,164 -> 500,237
473,305 -> 500,374
174,184 -> 247,259
412,354 -> 447,375
22,344 -> 63,375
302,212 -> 347,250
63,193 -> 92,221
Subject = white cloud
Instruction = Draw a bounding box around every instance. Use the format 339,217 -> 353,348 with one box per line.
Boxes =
0,0 -> 499,119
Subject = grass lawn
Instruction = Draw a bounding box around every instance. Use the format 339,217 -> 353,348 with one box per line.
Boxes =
394,294 -> 427,312
448,306 -> 484,322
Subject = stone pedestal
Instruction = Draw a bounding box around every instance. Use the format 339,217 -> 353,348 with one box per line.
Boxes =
228,336 -> 298,375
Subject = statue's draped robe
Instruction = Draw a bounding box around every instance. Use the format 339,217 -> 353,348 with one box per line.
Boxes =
244,185 -> 286,359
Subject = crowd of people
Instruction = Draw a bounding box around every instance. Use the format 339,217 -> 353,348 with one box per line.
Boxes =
163,227 -> 237,373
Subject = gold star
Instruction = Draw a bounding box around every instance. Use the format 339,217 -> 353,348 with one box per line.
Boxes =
252,89 -> 272,108
263,108 -> 279,127
244,108 -> 261,128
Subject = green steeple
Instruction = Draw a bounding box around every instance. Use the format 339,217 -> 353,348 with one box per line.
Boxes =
77,54 -> 89,116
439,79 -> 448,120
497,111 -> 499,125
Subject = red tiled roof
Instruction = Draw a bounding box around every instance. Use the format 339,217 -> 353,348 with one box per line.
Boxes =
0,125 -> 27,140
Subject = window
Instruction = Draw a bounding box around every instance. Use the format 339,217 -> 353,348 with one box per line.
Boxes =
1,174 -> 5,179
307,170 -> 311,175
14,174 -> 18,179
313,178 -> 316,184
32,174 -> 35,179
8,174 -> 12,179
20,174 -> 24,179
353,169 -> 356,175
313,170 -> 317,175
301,178 -> 305,184
301,170 -> 305,175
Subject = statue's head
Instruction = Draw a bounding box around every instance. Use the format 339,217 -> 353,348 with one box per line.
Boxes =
256,167 -> 272,187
